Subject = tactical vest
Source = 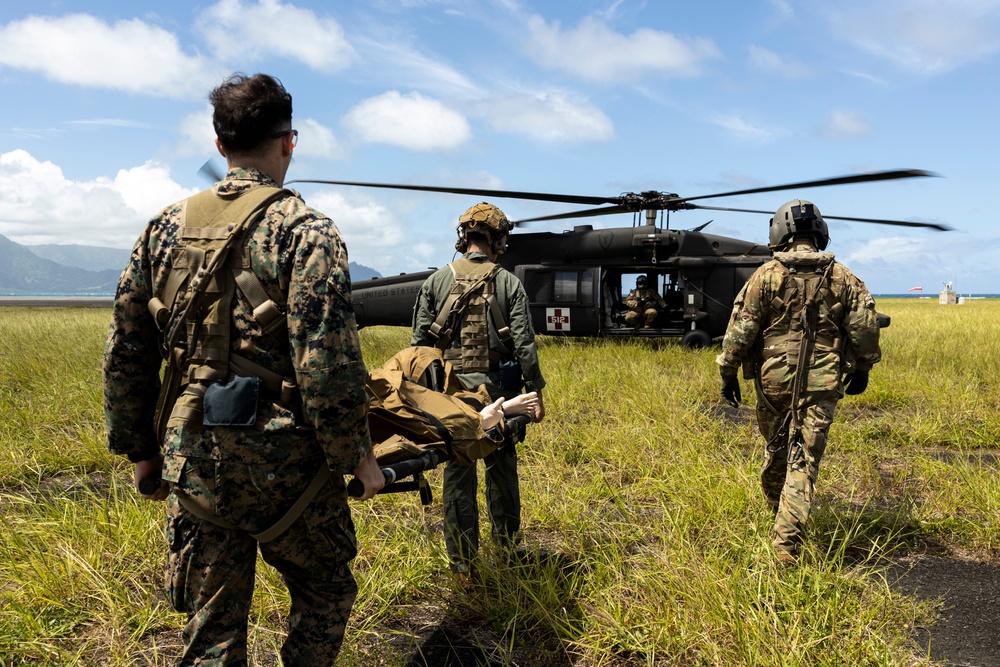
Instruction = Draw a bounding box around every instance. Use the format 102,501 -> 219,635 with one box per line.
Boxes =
148,186 -> 297,439
428,257 -> 512,373
758,251 -> 843,366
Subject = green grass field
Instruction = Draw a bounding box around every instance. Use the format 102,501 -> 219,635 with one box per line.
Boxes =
1,299 -> 997,665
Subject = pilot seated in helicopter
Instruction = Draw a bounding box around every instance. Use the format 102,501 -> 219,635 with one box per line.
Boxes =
623,276 -> 667,329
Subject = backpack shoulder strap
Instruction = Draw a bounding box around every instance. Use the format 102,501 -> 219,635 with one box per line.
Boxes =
427,259 -> 502,348
148,187 -> 289,329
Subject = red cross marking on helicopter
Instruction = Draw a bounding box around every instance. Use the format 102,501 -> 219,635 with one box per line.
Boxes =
546,308 -> 570,331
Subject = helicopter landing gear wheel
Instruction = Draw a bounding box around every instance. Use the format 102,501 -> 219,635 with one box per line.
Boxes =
681,329 -> 712,349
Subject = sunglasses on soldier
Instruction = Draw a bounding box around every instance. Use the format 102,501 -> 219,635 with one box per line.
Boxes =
270,128 -> 298,147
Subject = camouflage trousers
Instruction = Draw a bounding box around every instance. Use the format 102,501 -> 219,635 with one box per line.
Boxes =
164,455 -> 358,666
443,446 -> 520,573
624,308 -> 658,327
755,390 -> 838,556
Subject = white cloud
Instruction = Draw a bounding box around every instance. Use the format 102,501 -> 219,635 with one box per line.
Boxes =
198,0 -> 355,72
838,233 -> 1000,292
178,107 -> 217,157
305,189 -> 438,271
343,91 -> 471,151
112,163 -> 196,219
0,14 -> 221,99
768,0 -> 795,20
711,113 -> 775,143
595,0 -> 629,21
0,150 -> 194,247
842,69 -> 888,86
748,45 -> 810,78
351,36 -> 484,99
524,15 -> 721,82
294,118 -> 344,159
815,110 -> 873,140
826,0 -> 1000,74
842,235 -> 933,266
476,92 -> 614,142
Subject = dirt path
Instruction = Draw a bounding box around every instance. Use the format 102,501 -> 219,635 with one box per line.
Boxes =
888,556 -> 1000,667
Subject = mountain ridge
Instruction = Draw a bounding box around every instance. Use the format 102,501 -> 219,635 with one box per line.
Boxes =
0,235 -> 381,294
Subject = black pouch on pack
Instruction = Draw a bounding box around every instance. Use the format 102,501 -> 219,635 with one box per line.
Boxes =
498,360 -> 523,392
203,376 -> 260,427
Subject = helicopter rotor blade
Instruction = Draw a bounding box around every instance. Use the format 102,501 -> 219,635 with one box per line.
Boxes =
822,214 -> 952,231
285,179 -> 620,207
510,204 -> 634,225
198,159 -> 225,183
285,170 -> 947,230
689,203 -> 952,231
679,169 -> 938,203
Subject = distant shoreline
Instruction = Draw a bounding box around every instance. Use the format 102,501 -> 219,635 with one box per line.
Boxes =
0,296 -> 114,307
1,294 -> 997,308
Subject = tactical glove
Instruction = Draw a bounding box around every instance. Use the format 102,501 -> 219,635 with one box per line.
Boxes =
844,370 -> 869,395
721,374 -> 742,408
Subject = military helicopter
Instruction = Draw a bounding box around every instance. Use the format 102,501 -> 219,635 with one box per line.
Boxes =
284,169 -> 949,347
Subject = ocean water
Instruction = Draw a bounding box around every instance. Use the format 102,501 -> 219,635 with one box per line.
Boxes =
874,294 -> 999,299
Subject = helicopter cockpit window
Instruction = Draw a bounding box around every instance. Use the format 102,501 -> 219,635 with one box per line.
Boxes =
523,269 -> 593,305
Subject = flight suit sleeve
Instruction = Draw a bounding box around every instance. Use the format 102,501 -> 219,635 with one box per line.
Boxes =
287,220 -> 372,473
507,279 -> 546,392
651,290 -> 667,310
411,280 -> 438,347
716,268 -> 767,374
103,229 -> 164,461
841,269 -> 882,372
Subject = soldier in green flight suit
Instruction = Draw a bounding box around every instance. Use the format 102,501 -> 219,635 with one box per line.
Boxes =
411,202 -> 546,575
716,199 -> 881,564
103,73 -> 383,665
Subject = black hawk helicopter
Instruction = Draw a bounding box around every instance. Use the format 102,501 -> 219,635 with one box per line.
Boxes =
282,169 -> 949,347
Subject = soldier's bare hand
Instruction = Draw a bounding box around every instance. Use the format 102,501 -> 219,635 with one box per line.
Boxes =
350,449 -> 385,502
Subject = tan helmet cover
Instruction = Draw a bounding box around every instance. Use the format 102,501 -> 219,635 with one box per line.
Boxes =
456,202 -> 512,254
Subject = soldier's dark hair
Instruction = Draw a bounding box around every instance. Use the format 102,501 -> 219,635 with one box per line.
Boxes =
210,73 -> 293,155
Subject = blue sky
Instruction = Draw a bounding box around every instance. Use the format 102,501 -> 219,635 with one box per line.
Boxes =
1,0 -> 997,293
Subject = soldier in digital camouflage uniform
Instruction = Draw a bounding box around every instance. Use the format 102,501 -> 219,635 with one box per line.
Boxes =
623,275 -> 667,328
103,73 -> 383,666
716,200 -> 881,563
411,202 -> 546,575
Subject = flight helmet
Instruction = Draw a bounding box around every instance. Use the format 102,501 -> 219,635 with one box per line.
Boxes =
769,199 -> 829,251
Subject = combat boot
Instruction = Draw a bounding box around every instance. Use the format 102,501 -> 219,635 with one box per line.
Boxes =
775,550 -> 797,567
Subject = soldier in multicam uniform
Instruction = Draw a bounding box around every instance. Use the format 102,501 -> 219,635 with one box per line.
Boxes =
411,202 -> 546,575
103,73 -> 383,665
623,275 -> 667,328
716,200 -> 881,564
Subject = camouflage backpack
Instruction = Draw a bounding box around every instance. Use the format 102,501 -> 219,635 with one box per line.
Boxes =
147,186 -> 296,440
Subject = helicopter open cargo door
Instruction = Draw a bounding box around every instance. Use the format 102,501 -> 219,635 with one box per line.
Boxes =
515,265 -> 601,336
